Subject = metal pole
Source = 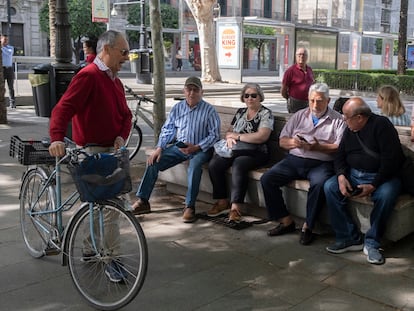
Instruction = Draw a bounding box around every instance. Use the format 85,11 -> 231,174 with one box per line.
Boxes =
136,0 -> 151,84
6,0 -> 11,38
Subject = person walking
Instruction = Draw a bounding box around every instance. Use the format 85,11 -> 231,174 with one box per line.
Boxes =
176,47 -> 183,71
131,76 -> 220,223
281,47 -> 314,113
1,34 -> 15,108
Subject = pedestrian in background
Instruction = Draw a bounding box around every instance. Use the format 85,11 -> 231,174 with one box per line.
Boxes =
376,85 -> 410,126
281,47 -> 314,113
131,76 -> 220,223
1,34 -> 15,108
176,46 -> 183,71
83,38 -> 97,65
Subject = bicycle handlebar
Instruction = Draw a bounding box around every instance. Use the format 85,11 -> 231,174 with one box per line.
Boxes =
124,85 -> 158,105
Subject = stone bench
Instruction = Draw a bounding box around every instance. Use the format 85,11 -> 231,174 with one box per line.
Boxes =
154,106 -> 414,242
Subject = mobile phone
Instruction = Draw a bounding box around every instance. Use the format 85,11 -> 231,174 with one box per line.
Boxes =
176,141 -> 188,148
296,134 -> 308,143
348,187 -> 362,196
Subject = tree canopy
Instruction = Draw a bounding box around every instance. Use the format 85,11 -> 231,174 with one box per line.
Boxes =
39,0 -> 106,61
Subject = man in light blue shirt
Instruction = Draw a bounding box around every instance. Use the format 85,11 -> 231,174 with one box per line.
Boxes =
1,34 -> 15,108
132,76 -> 221,223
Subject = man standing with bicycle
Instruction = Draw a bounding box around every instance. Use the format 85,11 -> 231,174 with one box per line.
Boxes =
132,76 -> 220,223
48,30 -> 132,283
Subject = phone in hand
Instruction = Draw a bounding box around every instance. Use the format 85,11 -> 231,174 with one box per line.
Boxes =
296,134 -> 308,143
176,141 -> 188,148
348,187 -> 362,196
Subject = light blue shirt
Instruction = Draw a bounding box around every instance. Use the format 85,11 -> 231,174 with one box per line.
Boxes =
157,99 -> 220,152
2,44 -> 14,67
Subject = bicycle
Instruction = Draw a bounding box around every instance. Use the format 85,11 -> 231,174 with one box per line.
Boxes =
124,85 -> 158,160
9,135 -> 148,310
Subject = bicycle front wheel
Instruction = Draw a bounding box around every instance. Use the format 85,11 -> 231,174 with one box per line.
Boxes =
125,122 -> 142,160
20,167 -> 56,258
67,200 -> 148,310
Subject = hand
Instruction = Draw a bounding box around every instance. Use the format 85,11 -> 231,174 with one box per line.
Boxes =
178,142 -> 200,155
147,147 -> 162,165
114,136 -> 125,150
49,141 -> 66,157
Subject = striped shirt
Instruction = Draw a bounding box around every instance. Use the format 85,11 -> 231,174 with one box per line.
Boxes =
382,113 -> 411,127
157,99 -> 220,152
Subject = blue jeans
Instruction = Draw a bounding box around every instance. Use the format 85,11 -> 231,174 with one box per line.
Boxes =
137,145 -> 213,208
324,169 -> 401,249
260,154 -> 334,229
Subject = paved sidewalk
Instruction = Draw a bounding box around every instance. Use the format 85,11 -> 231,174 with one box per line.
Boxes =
1,78 -> 414,310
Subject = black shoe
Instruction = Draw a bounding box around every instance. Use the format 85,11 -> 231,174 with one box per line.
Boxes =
267,222 -> 296,236
300,228 -> 314,245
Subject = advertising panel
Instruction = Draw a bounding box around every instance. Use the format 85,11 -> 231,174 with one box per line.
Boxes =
218,24 -> 240,68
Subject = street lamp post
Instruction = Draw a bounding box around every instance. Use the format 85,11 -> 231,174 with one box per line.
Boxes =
112,1 -> 151,84
137,0 -> 151,84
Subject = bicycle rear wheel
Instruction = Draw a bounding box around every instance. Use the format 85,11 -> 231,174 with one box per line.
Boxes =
67,200 -> 148,310
125,122 -> 143,160
20,167 -> 56,258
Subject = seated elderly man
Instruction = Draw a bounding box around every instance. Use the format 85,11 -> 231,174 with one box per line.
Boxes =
324,97 -> 404,265
261,83 -> 346,245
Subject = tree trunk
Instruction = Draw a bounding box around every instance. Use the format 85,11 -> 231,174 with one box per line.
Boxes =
0,49 -> 7,124
186,0 -> 222,82
149,0 -> 166,140
49,0 -> 56,58
397,0 -> 408,75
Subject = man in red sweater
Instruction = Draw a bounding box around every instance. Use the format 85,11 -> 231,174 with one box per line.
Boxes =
48,30 -> 132,284
49,30 -> 132,156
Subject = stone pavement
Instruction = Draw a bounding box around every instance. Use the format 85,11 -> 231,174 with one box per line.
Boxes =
1,75 -> 414,310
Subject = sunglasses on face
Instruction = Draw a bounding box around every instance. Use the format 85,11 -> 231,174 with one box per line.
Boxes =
244,93 -> 258,99
112,47 -> 129,56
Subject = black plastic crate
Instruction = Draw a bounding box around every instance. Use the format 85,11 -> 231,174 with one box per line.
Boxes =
9,135 -> 55,165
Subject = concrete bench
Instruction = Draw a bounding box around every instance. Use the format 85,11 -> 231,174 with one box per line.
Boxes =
154,106 -> 414,242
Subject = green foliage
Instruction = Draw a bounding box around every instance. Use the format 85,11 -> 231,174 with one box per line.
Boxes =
243,25 -> 275,49
39,1 -> 106,40
314,69 -> 414,95
126,3 -> 178,45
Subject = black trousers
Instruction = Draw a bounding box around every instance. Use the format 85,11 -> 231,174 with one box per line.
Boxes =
3,66 -> 15,102
208,152 -> 269,203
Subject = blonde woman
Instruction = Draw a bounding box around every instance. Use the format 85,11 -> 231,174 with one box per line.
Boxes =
376,85 -> 410,126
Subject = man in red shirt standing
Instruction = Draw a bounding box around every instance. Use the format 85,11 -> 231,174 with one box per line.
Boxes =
281,47 -> 314,113
49,30 -> 131,155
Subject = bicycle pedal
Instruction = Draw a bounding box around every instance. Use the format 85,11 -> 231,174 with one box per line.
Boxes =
44,247 -> 61,256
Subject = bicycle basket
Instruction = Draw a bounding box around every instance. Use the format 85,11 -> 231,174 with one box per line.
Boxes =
9,135 -> 55,165
68,148 -> 132,202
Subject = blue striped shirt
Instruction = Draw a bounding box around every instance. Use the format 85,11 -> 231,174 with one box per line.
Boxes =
157,99 -> 220,151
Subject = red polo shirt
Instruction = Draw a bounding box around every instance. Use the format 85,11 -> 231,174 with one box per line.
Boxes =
282,64 -> 314,101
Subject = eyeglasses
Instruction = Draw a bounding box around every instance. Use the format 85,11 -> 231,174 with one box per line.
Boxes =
296,53 -> 307,56
244,93 -> 258,99
343,114 -> 359,121
113,47 -> 129,56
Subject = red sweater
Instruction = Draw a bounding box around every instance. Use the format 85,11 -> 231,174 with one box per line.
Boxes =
49,64 -> 132,147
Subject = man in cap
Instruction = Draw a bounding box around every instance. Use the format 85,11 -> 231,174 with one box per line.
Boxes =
132,76 -> 221,223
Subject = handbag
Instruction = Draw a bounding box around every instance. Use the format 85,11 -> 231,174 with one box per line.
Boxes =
213,139 -> 233,158
213,139 -> 262,158
68,148 -> 132,202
